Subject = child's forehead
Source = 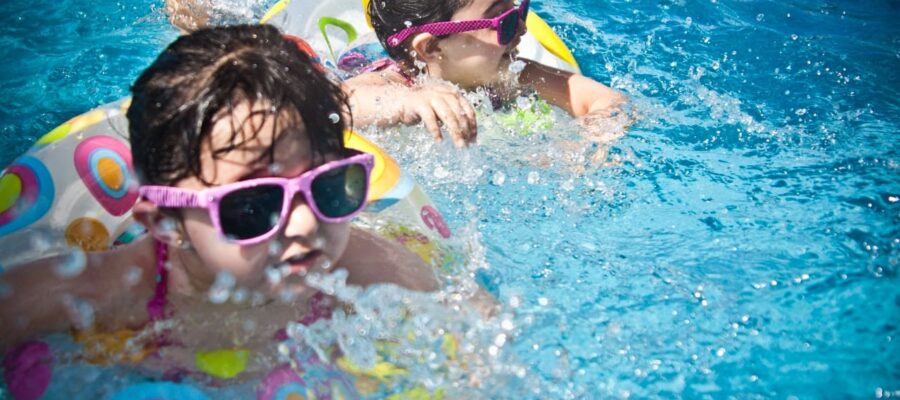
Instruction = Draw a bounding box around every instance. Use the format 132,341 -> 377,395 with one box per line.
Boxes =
208,100 -> 307,151
455,0 -> 505,18
199,100 -> 312,183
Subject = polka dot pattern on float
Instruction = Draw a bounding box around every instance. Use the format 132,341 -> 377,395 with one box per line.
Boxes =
74,136 -> 139,216
0,156 -> 54,237
65,217 -> 111,252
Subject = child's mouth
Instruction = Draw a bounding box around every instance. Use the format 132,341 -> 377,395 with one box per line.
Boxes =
280,250 -> 323,275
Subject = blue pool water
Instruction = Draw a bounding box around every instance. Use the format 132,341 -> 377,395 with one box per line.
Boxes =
1,0 -> 898,398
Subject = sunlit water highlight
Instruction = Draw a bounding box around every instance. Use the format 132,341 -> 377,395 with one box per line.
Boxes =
1,0 -> 898,398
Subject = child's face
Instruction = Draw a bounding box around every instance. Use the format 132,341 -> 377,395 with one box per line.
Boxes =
173,101 -> 351,291
434,0 -> 525,88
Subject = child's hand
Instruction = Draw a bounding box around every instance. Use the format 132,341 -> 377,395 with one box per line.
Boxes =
578,109 -> 633,165
398,83 -> 477,148
164,0 -> 210,32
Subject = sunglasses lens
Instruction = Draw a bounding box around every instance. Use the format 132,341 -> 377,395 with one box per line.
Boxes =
219,185 -> 284,240
499,12 -> 519,44
520,0 -> 529,20
311,163 -> 368,219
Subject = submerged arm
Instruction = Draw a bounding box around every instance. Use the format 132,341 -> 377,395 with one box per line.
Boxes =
518,58 -> 628,117
0,239 -> 156,352
339,226 -> 440,292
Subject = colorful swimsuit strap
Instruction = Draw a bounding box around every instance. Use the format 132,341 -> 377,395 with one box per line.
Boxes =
147,239 -> 169,321
361,58 -> 415,86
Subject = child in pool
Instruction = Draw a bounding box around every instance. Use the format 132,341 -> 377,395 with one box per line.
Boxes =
0,24 -> 437,372
345,0 -> 629,147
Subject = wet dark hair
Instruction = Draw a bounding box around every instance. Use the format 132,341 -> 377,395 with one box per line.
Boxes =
368,0 -> 473,65
128,24 -> 349,186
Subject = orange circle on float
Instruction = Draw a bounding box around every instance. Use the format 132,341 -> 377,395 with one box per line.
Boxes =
65,217 -> 110,252
0,173 -> 23,214
96,157 -> 125,191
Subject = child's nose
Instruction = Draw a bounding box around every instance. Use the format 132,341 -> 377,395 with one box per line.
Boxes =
282,194 -> 320,239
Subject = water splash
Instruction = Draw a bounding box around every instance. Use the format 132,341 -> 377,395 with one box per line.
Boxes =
208,271 -> 236,304
54,249 -> 87,278
280,269 -> 532,397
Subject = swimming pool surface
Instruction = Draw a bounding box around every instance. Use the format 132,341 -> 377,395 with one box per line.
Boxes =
1,0 -> 898,398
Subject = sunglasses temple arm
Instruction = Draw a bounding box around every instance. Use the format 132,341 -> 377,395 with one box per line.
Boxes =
139,186 -> 205,208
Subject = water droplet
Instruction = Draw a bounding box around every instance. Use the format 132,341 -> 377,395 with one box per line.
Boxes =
537,297 -> 549,306
251,291 -> 267,306
279,288 -> 297,303
491,171 -> 506,186
55,250 -> 87,278
269,163 -> 284,174
123,266 -> 143,286
527,171 -> 540,184
29,233 -> 52,252
434,166 -> 449,179
231,287 -> 248,304
266,266 -> 283,286
711,60 -> 721,71
716,348 -> 726,357
685,17 -> 693,27
268,241 -> 283,257
516,95 -> 533,110
791,34 -> 798,41
62,294 -> 95,329
328,113 -> 340,124
269,213 -> 281,229
795,108 -> 807,116
756,13 -> 765,22
508,60 -> 526,74
286,321 -> 303,338
404,20 -> 412,27
208,271 -> 236,304
158,217 -> 177,236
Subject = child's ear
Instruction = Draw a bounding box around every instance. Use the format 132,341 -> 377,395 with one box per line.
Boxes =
410,33 -> 442,62
132,201 -> 189,248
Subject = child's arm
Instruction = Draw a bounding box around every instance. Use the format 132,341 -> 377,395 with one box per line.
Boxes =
343,72 -> 477,148
0,239 -> 156,352
517,58 -> 627,117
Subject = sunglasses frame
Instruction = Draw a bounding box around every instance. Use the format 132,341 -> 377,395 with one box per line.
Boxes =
139,152 -> 374,246
386,0 -> 530,48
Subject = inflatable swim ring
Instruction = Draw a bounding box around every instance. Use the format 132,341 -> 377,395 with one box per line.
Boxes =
262,0 -> 580,74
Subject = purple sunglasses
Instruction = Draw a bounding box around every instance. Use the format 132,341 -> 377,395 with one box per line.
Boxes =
139,152 -> 374,245
387,0 -> 530,48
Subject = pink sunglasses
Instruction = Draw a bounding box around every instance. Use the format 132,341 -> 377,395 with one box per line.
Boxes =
387,0 -> 530,48
139,152 -> 374,245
